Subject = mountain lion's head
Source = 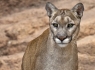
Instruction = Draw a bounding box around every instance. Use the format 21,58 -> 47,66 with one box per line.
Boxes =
45,2 -> 84,47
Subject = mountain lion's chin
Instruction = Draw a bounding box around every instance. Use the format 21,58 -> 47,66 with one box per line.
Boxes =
57,43 -> 68,47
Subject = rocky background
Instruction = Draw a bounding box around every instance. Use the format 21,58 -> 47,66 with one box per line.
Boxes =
0,0 -> 95,70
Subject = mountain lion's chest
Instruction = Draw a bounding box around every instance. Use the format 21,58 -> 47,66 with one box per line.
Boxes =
35,47 -> 76,70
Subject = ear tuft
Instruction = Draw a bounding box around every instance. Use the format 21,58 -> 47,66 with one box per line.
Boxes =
45,2 -> 58,18
72,3 -> 84,18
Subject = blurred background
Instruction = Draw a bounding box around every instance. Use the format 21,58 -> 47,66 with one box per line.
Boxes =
0,0 -> 95,70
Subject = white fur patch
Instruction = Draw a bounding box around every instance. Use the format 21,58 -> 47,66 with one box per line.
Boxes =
68,25 -> 76,33
52,15 -> 61,23
55,38 -> 61,43
64,16 -> 74,23
58,44 -> 68,48
62,38 -> 70,43
64,16 -> 70,22
53,28 -> 57,31
56,16 -> 61,21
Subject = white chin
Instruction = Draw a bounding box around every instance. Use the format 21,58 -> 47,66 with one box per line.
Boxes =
57,43 -> 68,47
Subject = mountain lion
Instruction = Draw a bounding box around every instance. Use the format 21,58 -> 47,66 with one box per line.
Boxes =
22,2 -> 84,70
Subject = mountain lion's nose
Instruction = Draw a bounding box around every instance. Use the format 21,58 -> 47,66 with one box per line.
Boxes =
57,36 -> 67,41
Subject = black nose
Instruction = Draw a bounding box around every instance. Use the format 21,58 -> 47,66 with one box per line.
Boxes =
57,36 -> 67,41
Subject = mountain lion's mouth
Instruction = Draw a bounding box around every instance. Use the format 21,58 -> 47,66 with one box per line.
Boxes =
57,43 -> 68,47
58,43 -> 68,44
54,37 -> 72,47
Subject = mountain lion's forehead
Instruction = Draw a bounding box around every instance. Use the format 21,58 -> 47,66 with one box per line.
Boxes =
52,9 -> 76,21
51,9 -> 76,25
52,15 -> 74,26
54,15 -> 70,22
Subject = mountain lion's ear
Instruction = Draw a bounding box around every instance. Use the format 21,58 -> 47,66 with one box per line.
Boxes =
45,2 -> 58,18
72,3 -> 84,18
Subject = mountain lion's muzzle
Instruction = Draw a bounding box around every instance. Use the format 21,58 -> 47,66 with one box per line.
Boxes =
54,34 -> 72,47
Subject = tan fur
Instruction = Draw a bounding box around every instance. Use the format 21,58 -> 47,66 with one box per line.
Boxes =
22,2 -> 84,70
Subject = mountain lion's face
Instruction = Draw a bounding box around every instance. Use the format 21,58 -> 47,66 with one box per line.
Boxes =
45,2 -> 84,47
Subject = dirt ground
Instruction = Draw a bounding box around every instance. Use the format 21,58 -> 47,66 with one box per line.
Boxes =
0,0 -> 95,70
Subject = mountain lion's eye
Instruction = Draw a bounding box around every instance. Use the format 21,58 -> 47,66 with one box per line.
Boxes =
67,23 -> 74,28
53,23 -> 58,28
